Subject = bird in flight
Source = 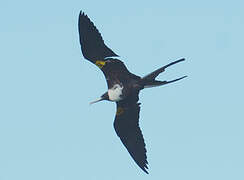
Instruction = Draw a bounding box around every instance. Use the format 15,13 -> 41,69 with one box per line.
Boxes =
78,11 -> 186,174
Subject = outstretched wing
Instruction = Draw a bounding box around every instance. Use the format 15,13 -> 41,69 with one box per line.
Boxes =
78,11 -> 118,63
78,11 -> 140,88
113,93 -> 148,174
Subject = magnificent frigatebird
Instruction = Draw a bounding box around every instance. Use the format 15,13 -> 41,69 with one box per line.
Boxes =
78,11 -> 186,174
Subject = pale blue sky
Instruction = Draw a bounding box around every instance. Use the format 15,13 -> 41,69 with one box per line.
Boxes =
0,0 -> 244,179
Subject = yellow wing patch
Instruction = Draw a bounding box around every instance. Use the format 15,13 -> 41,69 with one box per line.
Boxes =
116,107 -> 124,116
95,60 -> 106,69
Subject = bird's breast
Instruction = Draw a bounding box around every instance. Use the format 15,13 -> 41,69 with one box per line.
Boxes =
108,84 -> 123,102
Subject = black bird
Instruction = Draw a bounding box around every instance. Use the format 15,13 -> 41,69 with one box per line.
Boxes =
78,11 -> 186,174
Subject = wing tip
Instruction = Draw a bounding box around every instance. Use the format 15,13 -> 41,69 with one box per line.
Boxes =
79,10 -> 85,16
139,160 -> 149,174
78,10 -> 119,60
139,164 -> 149,174
79,11 -> 88,23
142,166 -> 149,174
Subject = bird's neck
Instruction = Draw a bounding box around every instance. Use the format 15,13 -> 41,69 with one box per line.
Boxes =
108,84 -> 123,102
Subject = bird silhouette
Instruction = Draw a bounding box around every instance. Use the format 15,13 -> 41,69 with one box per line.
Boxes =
78,11 -> 186,174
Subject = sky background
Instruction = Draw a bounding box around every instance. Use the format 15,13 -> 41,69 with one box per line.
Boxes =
0,0 -> 244,179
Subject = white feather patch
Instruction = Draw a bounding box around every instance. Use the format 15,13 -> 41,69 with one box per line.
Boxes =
108,84 -> 123,102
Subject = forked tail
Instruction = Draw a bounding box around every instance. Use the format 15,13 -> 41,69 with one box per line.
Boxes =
141,58 -> 187,88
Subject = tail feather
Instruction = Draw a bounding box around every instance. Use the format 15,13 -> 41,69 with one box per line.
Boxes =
144,76 -> 187,88
142,58 -> 186,88
142,58 -> 185,81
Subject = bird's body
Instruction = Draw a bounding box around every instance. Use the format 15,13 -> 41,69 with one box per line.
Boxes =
78,11 -> 186,174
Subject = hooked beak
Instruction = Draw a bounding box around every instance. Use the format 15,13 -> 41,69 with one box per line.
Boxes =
89,97 -> 104,105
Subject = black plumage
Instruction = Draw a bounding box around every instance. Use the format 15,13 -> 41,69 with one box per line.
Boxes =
78,11 -> 186,174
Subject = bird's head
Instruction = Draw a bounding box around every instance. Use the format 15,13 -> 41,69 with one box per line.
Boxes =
89,92 -> 109,105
